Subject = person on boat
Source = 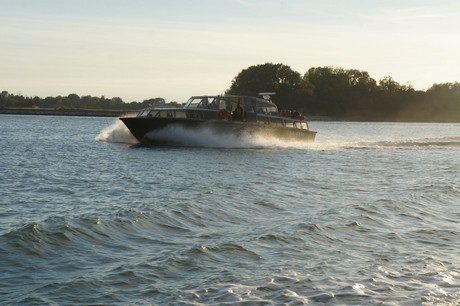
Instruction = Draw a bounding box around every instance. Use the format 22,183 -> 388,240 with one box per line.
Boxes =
233,102 -> 243,121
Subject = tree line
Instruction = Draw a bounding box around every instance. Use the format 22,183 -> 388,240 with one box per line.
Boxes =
227,63 -> 460,122
0,92 -> 178,111
2,63 -> 459,121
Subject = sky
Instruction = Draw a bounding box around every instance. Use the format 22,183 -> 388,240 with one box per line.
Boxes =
1,0 -> 459,103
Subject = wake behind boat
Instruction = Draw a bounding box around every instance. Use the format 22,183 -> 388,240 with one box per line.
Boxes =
119,94 -> 317,145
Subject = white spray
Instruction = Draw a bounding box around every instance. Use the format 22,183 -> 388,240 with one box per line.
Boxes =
144,124 -> 315,149
95,119 -> 138,144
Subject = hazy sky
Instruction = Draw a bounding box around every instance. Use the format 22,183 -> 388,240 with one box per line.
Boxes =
1,0 -> 459,102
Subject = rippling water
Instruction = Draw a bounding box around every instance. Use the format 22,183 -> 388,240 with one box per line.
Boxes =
1,115 -> 459,305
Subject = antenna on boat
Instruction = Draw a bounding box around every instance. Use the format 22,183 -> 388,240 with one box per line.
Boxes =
259,92 -> 276,101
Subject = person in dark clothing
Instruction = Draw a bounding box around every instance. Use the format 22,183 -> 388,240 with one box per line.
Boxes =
233,102 -> 243,121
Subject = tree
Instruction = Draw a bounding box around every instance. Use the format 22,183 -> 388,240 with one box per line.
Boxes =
0,91 -> 9,108
227,63 -> 310,111
378,76 -> 401,94
305,67 -> 370,116
66,93 -> 81,109
423,82 -> 460,121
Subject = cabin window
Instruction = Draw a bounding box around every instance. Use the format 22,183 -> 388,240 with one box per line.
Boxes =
175,111 -> 186,118
184,97 -> 205,108
244,97 -> 256,112
285,122 -> 294,128
207,97 -> 228,110
256,106 -> 278,114
144,110 -> 158,117
230,97 -> 242,111
256,106 -> 267,113
158,110 -> 174,117
139,110 -> 150,117
218,99 -> 227,110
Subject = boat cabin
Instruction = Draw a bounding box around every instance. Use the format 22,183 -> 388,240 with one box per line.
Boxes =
136,95 -> 310,130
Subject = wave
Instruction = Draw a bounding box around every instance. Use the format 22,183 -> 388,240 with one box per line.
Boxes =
2,200 -> 459,305
0,207 -> 207,258
366,136 -> 460,148
310,136 -> 460,150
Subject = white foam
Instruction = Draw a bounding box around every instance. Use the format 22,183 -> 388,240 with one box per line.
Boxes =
96,121 -> 459,150
95,119 -> 138,144
145,124 -> 316,149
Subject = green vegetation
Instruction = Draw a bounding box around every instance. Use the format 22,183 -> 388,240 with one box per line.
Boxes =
0,92 -> 179,112
228,63 -> 460,122
2,63 -> 459,121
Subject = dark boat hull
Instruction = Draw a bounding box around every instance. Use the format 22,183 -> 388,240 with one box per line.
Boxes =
120,117 -> 316,145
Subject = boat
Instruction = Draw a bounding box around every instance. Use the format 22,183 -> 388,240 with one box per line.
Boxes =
119,93 -> 317,145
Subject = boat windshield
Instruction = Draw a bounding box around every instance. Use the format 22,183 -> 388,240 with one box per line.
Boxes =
184,96 -> 227,110
184,97 -> 206,108
183,95 -> 278,113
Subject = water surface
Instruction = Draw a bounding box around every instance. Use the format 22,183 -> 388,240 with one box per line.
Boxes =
1,115 -> 459,305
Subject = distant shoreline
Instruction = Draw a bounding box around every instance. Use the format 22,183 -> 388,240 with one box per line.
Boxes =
0,108 -> 135,117
0,107 -> 335,121
1,108 -> 458,123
